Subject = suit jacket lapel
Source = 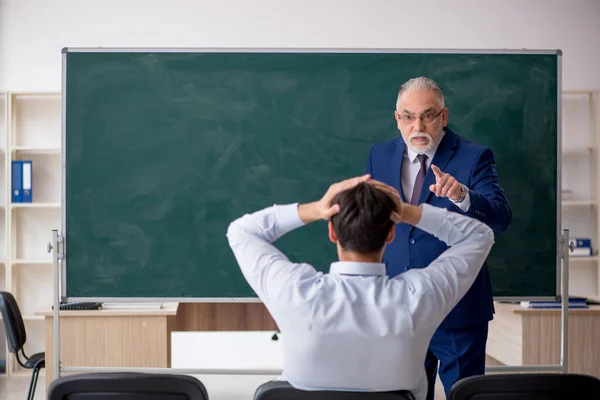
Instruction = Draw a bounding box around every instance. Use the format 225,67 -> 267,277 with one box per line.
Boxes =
417,128 -> 458,205
391,138 -> 407,203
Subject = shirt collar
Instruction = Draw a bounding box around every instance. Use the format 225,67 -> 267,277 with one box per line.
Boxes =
329,261 -> 386,276
406,130 -> 446,163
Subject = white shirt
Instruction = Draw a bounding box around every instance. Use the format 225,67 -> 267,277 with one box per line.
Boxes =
402,135 -> 471,211
226,203 -> 494,399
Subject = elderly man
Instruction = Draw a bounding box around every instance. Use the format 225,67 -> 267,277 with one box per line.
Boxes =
365,77 -> 512,399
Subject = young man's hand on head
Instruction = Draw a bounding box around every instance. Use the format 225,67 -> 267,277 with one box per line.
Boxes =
298,174 -> 371,224
298,175 -> 422,226
366,180 -> 423,226
365,180 -> 403,223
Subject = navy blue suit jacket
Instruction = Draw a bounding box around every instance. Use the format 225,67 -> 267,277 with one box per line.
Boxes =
366,128 -> 512,330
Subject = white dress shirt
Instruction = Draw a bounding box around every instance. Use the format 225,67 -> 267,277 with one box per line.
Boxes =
402,134 -> 471,211
226,203 -> 494,399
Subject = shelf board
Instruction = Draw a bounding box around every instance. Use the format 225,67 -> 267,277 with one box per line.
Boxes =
13,259 -> 53,265
562,146 -> 594,155
22,314 -> 44,321
562,200 -> 597,207
11,202 -> 60,209
11,146 -> 60,154
563,90 -> 598,95
570,256 -> 600,263
12,91 -> 60,97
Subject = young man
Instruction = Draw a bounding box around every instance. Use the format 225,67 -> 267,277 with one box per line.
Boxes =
226,175 -> 494,400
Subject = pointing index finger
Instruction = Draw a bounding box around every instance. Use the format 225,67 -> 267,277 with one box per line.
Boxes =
431,165 -> 443,179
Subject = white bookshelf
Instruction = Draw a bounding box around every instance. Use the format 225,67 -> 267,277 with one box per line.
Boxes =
0,92 -> 7,372
0,92 -> 61,376
562,90 -> 600,300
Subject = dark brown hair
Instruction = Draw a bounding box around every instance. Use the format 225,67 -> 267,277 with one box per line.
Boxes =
330,182 -> 396,254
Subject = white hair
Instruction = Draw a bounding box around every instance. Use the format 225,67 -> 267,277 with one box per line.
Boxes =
396,77 -> 445,109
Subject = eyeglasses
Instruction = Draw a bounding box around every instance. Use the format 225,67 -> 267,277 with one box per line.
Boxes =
397,108 -> 445,124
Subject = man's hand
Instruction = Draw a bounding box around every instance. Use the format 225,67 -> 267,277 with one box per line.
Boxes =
298,174 -> 371,223
368,180 -> 422,226
366,180 -> 403,223
429,165 -> 463,201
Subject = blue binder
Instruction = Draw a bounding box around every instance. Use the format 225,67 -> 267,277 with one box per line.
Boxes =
11,161 -> 22,203
11,160 -> 32,203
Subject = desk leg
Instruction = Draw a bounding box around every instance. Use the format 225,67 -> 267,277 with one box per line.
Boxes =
45,317 -> 55,389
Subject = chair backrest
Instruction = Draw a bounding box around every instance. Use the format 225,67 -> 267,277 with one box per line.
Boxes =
448,373 -> 600,400
254,381 -> 415,400
0,291 -> 27,353
48,373 -> 209,399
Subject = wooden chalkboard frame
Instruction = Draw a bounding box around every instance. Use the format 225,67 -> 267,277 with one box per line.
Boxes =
60,47 -> 562,302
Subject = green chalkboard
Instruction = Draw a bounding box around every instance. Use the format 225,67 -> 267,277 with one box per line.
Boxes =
63,49 -> 559,299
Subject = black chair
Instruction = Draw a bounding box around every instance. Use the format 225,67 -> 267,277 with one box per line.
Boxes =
48,373 -> 209,399
0,291 -> 45,400
254,381 -> 415,400
448,373 -> 600,399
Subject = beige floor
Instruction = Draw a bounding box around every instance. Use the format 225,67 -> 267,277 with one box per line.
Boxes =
0,373 -> 446,400
0,374 -> 46,400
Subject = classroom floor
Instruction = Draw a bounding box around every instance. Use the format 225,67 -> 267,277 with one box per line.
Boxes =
0,375 -> 46,400
0,374 -> 447,400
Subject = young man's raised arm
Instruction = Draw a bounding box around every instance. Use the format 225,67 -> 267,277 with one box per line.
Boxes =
395,203 -> 495,330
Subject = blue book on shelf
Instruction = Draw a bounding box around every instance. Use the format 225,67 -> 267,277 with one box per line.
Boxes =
11,160 -> 33,203
570,238 -> 592,256
574,238 -> 592,248
11,160 -> 22,203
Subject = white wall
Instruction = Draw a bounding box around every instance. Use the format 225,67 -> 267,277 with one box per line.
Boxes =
1,0 -> 599,91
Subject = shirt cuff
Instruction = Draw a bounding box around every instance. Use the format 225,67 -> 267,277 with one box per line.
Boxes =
273,203 -> 306,233
415,203 -> 447,235
451,190 -> 471,212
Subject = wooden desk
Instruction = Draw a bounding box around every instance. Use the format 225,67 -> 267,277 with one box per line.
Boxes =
36,303 -> 179,389
487,302 -> 600,377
